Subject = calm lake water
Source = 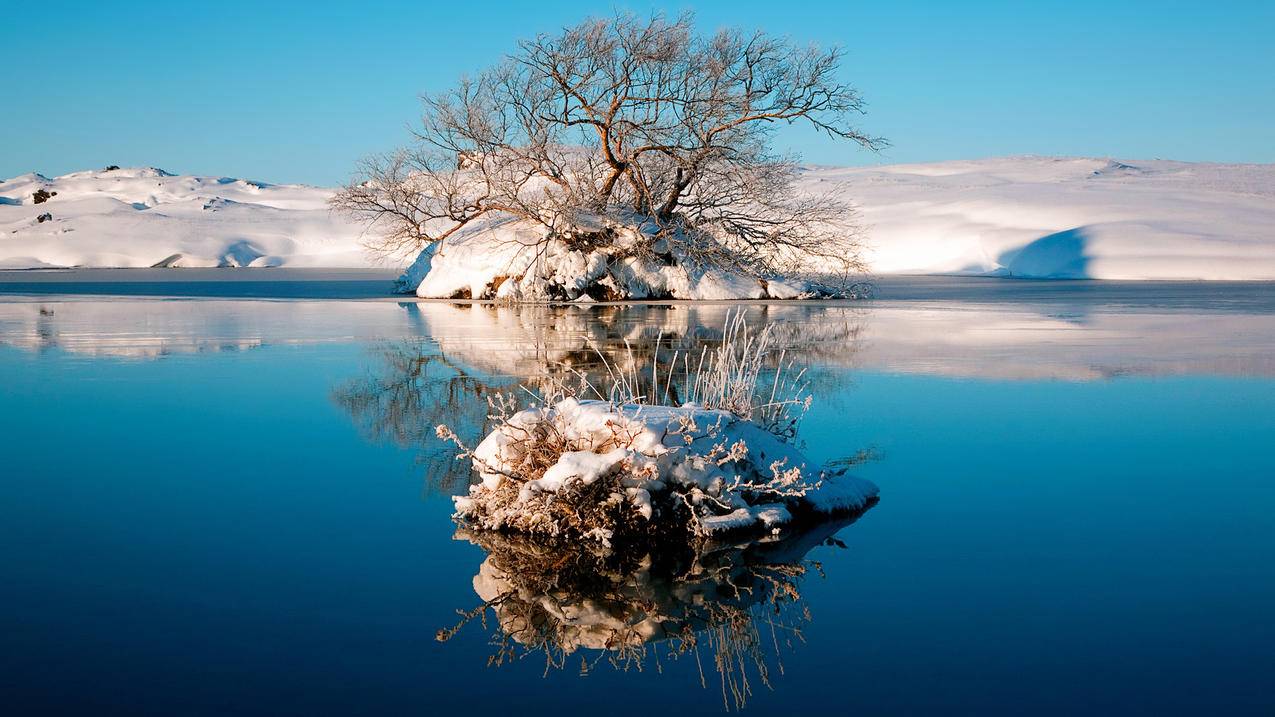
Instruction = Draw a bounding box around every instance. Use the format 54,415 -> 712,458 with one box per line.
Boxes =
2,284 -> 1274,714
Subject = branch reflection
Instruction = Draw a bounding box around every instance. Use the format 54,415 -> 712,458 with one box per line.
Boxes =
440,510 -> 872,710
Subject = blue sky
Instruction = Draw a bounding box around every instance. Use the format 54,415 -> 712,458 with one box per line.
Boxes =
3,1 -> 1272,184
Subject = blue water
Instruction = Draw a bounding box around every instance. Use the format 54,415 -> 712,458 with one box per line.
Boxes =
2,298 -> 1273,714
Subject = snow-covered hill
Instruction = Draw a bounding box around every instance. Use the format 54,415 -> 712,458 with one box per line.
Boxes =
804,156 -> 1275,280
3,157 -> 1273,279
0,166 -> 368,269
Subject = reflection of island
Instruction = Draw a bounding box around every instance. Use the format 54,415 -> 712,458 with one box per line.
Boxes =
0,299 -> 405,359
439,511 -> 872,710
1,302 -> 266,358
331,306 -> 866,493
4,298 -> 1272,379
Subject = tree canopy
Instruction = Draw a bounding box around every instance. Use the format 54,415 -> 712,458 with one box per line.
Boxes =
335,13 -> 882,284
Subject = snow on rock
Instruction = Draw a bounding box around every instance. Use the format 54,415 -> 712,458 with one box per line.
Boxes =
803,477 -> 881,514
453,397 -> 878,543
0,166 -> 369,268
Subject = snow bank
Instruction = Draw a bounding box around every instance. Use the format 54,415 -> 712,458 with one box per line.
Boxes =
401,156 -> 1275,292
452,397 -> 878,544
801,156 -> 1275,280
0,167 -> 369,268
405,212 -> 818,301
6,157 -> 1273,280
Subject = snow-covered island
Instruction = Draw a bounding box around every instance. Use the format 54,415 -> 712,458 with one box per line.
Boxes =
4,157 -> 1273,290
421,312 -> 877,708
449,397 -> 878,545
438,314 -> 877,546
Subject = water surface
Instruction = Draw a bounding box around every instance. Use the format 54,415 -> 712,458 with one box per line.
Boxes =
2,288 -> 1273,714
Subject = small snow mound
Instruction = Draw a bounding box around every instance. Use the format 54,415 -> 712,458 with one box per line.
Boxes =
211,177 -> 270,189
201,197 -> 241,211
121,167 -> 175,179
150,253 -> 185,268
0,172 -> 51,185
59,166 -> 175,180
218,239 -> 267,267
1090,159 -> 1143,176
700,508 -> 758,534
804,475 -> 880,514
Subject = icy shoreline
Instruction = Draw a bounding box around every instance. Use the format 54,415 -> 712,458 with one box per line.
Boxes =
4,269 -> 1274,308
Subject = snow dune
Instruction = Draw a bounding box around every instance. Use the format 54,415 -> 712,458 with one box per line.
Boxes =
2,157 -> 1273,279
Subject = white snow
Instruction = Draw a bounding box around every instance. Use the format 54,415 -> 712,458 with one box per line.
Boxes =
407,212 -> 792,300
455,397 -> 878,541
800,156 -> 1275,280
0,166 -> 369,269
520,447 -> 630,500
4,157 -> 1274,280
698,504 -> 794,534
803,478 -> 881,515
405,155 -> 1275,292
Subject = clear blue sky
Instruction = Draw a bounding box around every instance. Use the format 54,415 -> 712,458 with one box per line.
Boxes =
3,1 -> 1272,185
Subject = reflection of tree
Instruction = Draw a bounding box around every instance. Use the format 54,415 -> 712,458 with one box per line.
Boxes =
438,510 -> 872,711
332,343 -> 518,494
331,304 -> 869,493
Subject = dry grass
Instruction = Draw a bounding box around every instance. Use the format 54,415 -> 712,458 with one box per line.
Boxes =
543,309 -> 813,437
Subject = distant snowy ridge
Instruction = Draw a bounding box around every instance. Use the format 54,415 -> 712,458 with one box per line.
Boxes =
0,166 -> 369,269
804,156 -> 1275,280
3,157 -> 1274,280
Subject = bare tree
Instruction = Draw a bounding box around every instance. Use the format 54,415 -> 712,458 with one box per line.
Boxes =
333,12 -> 883,288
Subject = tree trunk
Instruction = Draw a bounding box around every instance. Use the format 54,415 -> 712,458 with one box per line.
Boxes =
657,168 -> 691,220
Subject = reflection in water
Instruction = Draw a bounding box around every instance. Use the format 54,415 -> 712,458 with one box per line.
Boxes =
331,305 -> 867,493
440,512 -> 871,710
3,297 -> 1274,379
335,308 -> 878,709
6,289 -> 1274,713
333,345 -> 517,493
8,302 -> 267,357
